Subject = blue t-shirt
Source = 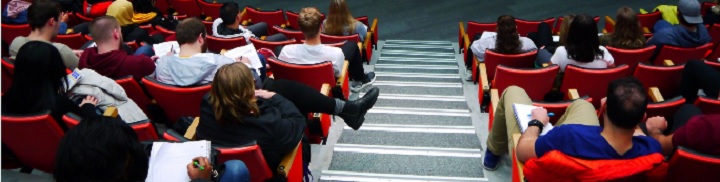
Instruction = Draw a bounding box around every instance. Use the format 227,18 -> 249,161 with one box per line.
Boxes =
535,124 -> 661,160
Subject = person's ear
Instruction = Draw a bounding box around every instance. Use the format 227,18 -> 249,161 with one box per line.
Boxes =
113,29 -> 121,40
48,17 -> 57,27
197,34 -> 204,44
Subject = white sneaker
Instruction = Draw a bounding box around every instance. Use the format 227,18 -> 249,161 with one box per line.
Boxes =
463,69 -> 473,81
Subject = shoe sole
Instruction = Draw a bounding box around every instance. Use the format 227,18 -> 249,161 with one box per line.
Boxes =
351,75 -> 377,92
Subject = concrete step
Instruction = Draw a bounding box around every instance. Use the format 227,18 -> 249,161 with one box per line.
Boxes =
374,66 -> 459,74
321,170 -> 487,182
374,84 -> 464,96
373,98 -> 468,110
338,125 -> 480,148
364,113 -> 472,126
377,59 -> 458,66
325,152 -> 484,178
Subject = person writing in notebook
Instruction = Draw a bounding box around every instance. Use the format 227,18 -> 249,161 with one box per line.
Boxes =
483,77 -> 662,173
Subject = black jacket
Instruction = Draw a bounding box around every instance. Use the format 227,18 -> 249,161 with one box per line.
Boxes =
196,94 -> 305,172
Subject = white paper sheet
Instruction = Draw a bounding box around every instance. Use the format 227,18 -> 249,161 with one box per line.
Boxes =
513,103 -> 554,136
146,140 -> 211,182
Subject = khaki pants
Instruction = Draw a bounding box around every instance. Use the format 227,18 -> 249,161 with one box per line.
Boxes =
487,86 -> 600,155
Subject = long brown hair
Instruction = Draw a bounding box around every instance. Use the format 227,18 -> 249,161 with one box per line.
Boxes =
608,6 -> 645,49
494,15 -> 521,54
558,14 -> 575,46
323,0 -> 356,36
209,62 -> 259,124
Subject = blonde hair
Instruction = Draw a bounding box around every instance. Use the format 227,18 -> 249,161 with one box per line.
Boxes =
559,15 -> 575,46
209,62 -> 259,124
299,7 -> 322,38
323,0 -> 356,36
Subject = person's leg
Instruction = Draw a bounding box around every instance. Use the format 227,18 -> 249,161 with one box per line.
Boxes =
133,45 -> 155,57
340,41 -> 366,81
554,99 -> 600,126
485,86 -> 533,170
247,22 -> 269,37
653,20 -> 672,33
72,22 -> 90,35
274,45 -> 285,57
264,33 -> 288,42
256,54 -> 268,81
680,60 -> 720,103
535,48 -> 553,66
669,104 -> 704,133
218,160 -> 250,182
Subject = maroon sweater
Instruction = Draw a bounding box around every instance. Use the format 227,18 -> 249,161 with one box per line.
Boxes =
79,47 -> 155,80
673,114 -> 720,156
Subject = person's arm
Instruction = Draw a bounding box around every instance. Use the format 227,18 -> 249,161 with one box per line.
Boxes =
645,116 -> 674,156
333,51 -> 344,77
135,55 -> 157,80
56,44 -> 80,70
256,90 -> 306,156
517,108 -> 551,163
470,38 -> 487,62
63,95 -> 99,118
187,157 -> 213,182
355,21 -> 368,42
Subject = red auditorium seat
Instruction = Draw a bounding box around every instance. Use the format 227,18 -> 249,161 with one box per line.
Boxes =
52,33 -> 85,49
637,11 -> 662,33
323,41 -> 348,47
1,24 -> 30,45
202,20 -> 214,33
155,0 -> 171,15
139,24 -> 154,34
62,114 -> 160,141
249,38 -> 296,52
466,21 -> 497,41
169,0 -> 202,17
705,60 -> 720,72
665,146 -> 720,181
603,16 -> 615,33
273,26 -> 305,43
2,58 -> 15,94
605,45 -> 656,72
476,49 -> 537,83
646,96 -> 685,120
286,10 -> 326,30
653,43 -> 714,65
492,65 -> 559,102
115,76 -> 152,113
154,26 -> 176,41
245,7 -> 286,33
694,96 -> 720,114
197,0 -> 222,20
141,77 -> 211,125
73,12 -> 94,23
634,63 -> 684,99
533,97 -> 593,125
709,24 -> 720,46
560,65 -> 631,108
514,17 -> 555,36
2,112 -> 64,173
205,36 -> 247,53
320,33 -> 372,64
701,2 -> 717,17
554,16 -> 599,34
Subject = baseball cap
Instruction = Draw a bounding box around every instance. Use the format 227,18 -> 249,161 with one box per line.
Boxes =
677,0 -> 703,24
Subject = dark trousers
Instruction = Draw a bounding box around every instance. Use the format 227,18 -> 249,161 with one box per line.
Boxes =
668,104 -> 704,134
275,41 -> 367,81
527,22 -> 557,66
246,22 -> 287,42
680,60 -> 720,104
262,78 -> 336,135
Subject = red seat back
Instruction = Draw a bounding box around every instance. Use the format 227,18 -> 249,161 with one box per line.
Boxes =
666,147 -> 720,181
605,45 -> 656,72
637,11 -> 661,32
694,96 -> 720,114
485,50 -> 538,81
216,145 -> 273,182
654,43 -> 714,65
267,57 -> 336,96
320,33 -> 360,44
141,77 -> 211,124
74,12 -> 94,22
554,16 -> 599,34
249,38 -> 296,52
701,2 -> 717,17
155,0 -> 171,15
1,24 -> 30,45
245,7 -> 286,29
646,97 -> 685,120
202,20 -> 214,33
705,60 -> 720,72
205,36 -> 247,53
273,26 -> 305,43
465,21 -> 496,44
709,24 -> 720,47
514,18 -> 556,36
533,97 -> 592,125
115,76 -> 152,113
493,65 -> 559,101
2,112 -> 64,172
355,16 -> 369,26
170,0 -> 202,17
155,26 -> 176,40
197,0 -> 222,19
560,65 -> 631,108
51,33 -> 86,49
62,114 -> 159,141
286,11 -> 325,30
2,58 -> 15,94
633,63 -> 684,99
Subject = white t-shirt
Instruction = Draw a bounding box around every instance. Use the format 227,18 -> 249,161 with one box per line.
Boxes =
551,46 -> 614,72
278,44 -> 345,77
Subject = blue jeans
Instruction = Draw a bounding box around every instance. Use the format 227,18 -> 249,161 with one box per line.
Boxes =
653,20 -> 673,33
218,160 -> 250,182
133,45 -> 155,57
257,54 -> 268,81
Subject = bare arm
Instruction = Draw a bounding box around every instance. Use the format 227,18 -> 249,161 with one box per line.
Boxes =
646,116 -> 673,156
517,108 -> 550,163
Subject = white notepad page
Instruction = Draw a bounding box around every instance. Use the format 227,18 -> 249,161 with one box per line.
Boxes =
222,44 -> 262,73
153,41 -> 180,56
146,140 -> 211,182
513,103 -> 554,136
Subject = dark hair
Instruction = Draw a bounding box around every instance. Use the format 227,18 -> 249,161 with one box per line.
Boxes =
609,6 -> 645,49
220,2 -> 240,26
605,77 -> 647,129
132,0 -> 157,14
89,16 -> 120,43
176,18 -> 206,45
54,116 -> 149,182
27,0 -> 62,31
565,14 -> 603,63
494,15 -> 521,54
3,41 -> 67,114
299,7 -> 322,38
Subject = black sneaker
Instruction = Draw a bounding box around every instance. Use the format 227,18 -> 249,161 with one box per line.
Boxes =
351,72 -> 376,92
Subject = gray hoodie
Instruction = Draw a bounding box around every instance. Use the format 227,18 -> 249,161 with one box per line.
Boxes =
153,53 -> 235,86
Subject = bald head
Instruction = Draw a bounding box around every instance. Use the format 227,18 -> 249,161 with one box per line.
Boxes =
89,16 -> 120,43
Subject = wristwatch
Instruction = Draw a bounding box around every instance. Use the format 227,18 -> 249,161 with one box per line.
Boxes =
528,119 -> 544,133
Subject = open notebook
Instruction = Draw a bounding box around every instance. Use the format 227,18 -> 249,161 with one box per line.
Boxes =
146,140 -> 211,182
222,43 -> 263,73
153,41 -> 180,56
513,103 -> 554,136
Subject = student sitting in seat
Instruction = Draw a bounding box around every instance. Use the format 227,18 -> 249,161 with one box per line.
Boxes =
540,14 -> 615,72
600,6 -> 647,49
322,0 -> 368,42
212,2 -> 287,43
197,62 -> 379,172
131,0 -> 164,26
278,7 -> 376,92
484,77 -> 662,180
74,0 -> 165,46
467,15 -> 537,80
647,0 -> 711,52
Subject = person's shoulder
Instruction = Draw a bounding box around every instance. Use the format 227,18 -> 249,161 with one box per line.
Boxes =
632,135 -> 662,153
552,124 -> 600,135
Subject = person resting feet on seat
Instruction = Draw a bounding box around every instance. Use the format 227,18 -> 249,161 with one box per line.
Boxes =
278,7 -> 375,92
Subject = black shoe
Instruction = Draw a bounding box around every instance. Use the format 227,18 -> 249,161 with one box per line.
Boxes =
351,72 -> 376,92
340,87 -> 379,130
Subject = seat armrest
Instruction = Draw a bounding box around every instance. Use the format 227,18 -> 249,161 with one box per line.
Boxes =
337,60 -> 349,87
663,60 -> 675,66
567,88 -> 579,100
277,140 -> 302,176
184,117 -> 200,140
104,106 -> 119,117
459,22 -> 466,53
648,87 -> 664,102
240,8 -> 249,26
512,133 -> 525,182
479,62 -> 490,91
642,27 -> 651,34
491,89 -> 500,115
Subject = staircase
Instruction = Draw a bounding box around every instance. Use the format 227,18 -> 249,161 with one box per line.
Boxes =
320,40 -> 486,181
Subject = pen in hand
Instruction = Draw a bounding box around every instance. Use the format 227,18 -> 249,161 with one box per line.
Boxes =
528,112 -> 555,117
193,161 -> 205,170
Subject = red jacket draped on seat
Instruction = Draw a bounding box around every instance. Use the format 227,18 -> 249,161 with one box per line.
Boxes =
524,150 -> 666,182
